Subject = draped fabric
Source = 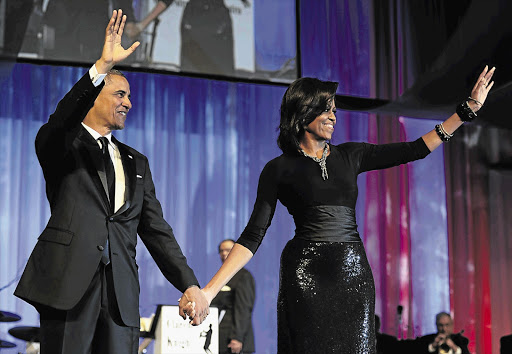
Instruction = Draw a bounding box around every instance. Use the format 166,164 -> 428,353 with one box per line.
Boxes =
370,0 -> 450,338
364,115 -> 414,338
300,0 -> 371,97
373,2 -> 512,353
444,125 -> 512,354
363,114 -> 449,339
489,170 -> 512,354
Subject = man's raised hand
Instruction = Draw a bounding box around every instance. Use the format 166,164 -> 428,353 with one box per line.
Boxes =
96,9 -> 140,73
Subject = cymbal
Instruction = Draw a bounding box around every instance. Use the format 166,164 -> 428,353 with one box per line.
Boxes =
8,326 -> 40,342
0,310 -> 21,322
0,339 -> 16,348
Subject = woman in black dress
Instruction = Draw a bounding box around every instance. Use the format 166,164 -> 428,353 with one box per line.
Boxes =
191,66 -> 495,353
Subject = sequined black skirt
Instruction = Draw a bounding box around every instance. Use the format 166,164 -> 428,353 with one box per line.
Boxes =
277,208 -> 376,353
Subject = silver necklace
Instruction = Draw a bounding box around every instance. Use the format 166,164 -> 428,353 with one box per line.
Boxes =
300,144 -> 329,180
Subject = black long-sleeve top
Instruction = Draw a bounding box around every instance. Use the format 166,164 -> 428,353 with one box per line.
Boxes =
237,138 -> 431,254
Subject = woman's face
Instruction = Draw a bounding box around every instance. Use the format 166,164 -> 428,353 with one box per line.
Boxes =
304,101 -> 337,141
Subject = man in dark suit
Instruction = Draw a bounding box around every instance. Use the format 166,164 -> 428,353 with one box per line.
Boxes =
501,334 -> 512,354
418,312 -> 470,354
14,10 -> 208,353
211,239 -> 255,354
375,314 -> 399,354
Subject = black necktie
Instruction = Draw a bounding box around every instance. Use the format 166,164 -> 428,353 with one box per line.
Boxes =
99,137 -> 115,213
99,137 -> 115,265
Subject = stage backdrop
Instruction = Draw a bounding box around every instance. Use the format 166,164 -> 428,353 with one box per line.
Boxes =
0,61 -> 448,353
3,0 -> 509,353
2,0 -> 298,82
0,1 -> 446,353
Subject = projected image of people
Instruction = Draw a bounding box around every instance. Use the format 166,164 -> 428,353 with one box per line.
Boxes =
42,0 -> 136,62
3,0 -> 296,82
181,0 -> 241,76
128,0 -> 251,77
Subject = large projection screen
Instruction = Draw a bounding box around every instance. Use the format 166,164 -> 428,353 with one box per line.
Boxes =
1,0 -> 298,83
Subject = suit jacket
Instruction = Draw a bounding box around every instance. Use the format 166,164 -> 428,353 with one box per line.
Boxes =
418,333 -> 470,354
14,72 -> 199,327
211,268 -> 255,353
501,334 -> 512,354
376,332 -> 399,354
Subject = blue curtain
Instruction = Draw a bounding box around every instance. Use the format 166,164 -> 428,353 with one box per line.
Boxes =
0,61 -> 370,352
300,0 -> 371,97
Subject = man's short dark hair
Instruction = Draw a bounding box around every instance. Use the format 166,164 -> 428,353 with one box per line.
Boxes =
218,239 -> 236,253
104,69 -> 126,85
435,312 -> 451,324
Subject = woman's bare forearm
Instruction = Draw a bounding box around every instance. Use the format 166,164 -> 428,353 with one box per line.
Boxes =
202,243 -> 254,303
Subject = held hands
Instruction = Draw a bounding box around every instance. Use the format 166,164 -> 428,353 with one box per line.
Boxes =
96,9 -> 140,73
227,339 -> 243,353
469,65 -> 496,112
178,286 -> 210,326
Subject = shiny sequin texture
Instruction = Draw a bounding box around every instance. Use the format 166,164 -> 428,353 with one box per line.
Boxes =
278,238 -> 376,353
237,142 -> 430,352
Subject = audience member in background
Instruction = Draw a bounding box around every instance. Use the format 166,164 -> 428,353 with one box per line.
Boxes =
418,312 -> 470,354
500,334 -> 512,354
375,315 -> 399,354
211,239 -> 255,354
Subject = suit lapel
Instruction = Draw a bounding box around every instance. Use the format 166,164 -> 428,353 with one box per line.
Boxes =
76,128 -> 111,212
113,137 -> 136,216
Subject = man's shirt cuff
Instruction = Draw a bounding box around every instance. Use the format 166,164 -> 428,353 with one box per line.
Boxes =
89,64 -> 107,87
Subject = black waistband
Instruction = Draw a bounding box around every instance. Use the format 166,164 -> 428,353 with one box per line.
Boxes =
292,205 -> 361,243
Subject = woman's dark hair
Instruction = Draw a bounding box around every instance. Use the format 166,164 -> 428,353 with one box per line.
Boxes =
277,77 -> 338,154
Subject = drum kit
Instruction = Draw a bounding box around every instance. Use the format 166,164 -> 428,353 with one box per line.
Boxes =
0,310 -> 40,351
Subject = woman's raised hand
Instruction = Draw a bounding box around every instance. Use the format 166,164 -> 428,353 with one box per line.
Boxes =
470,65 -> 496,111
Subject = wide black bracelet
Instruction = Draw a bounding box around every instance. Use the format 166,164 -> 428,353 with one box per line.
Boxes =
435,124 -> 451,142
456,100 -> 477,122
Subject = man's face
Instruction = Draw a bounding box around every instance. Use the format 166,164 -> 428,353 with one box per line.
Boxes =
218,241 -> 235,263
91,74 -> 132,131
436,315 -> 454,335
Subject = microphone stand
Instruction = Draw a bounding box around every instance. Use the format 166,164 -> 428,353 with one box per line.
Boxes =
396,305 -> 403,339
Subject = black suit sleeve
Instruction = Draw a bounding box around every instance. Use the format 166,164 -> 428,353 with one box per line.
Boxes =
230,271 -> 255,342
35,73 -> 103,183
416,334 -> 436,354
137,157 -> 199,292
453,335 -> 470,354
